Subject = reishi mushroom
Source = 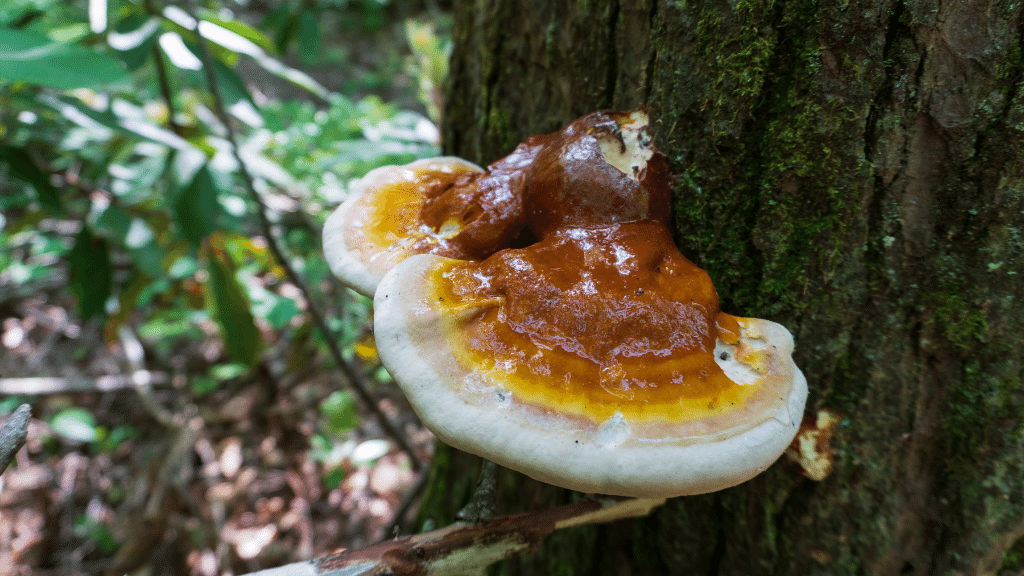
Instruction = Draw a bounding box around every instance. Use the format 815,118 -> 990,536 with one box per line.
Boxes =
322,156 -> 485,296
324,110 -> 808,498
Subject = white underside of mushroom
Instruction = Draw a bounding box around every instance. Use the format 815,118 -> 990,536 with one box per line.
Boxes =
375,254 -> 809,498
322,157 -> 485,297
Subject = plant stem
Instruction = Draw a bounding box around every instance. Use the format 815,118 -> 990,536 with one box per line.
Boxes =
151,43 -> 184,137
185,3 -> 421,470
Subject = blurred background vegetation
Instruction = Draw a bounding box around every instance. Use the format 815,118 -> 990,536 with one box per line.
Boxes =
0,1 -> 451,573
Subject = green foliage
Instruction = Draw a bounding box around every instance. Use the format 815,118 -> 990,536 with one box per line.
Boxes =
321,390 -> 357,434
1001,534 -> 1024,572
1,0 -> 441,381
262,0 -> 391,63
0,5 -> 448,568
175,166 -> 223,246
68,226 -> 113,319
0,27 -> 129,89
0,146 -> 61,212
204,235 -> 261,366
73,513 -> 121,554
406,20 -> 452,124
0,0 -> 445,504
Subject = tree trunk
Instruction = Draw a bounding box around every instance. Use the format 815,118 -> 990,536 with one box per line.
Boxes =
424,1 -> 1024,574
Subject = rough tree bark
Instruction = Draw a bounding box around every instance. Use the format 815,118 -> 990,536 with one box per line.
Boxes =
417,1 -> 1024,574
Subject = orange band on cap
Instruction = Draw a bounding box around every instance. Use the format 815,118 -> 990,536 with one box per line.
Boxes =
427,223 -> 761,424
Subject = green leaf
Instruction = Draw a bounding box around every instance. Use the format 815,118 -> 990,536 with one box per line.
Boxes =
322,466 -> 344,490
247,281 -> 301,330
174,41 -> 254,106
73,512 -> 120,553
123,219 -> 162,277
169,146 -> 208,188
99,425 -> 138,453
51,408 -> 98,443
0,396 -> 29,415
205,241 -> 260,366
69,226 -> 113,319
129,243 -> 164,277
108,14 -> 161,70
320,390 -> 356,434
190,376 -> 218,397
167,255 -> 199,279
94,205 -> 132,240
268,8 -> 296,55
198,13 -> 278,54
0,28 -> 129,89
297,9 -> 319,66
174,166 -> 221,246
0,146 -> 61,213
39,94 -> 196,152
209,57 -> 257,108
265,297 -> 300,329
211,362 -> 248,381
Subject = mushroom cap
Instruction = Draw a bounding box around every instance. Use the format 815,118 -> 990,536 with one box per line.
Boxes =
323,110 -> 673,296
374,229 -> 808,498
322,157 -> 485,296
521,110 -> 672,239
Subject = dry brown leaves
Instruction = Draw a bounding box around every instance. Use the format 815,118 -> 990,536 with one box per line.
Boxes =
0,296 -> 432,576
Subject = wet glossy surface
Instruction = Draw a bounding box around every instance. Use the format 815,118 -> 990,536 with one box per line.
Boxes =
421,111 -> 673,252
351,111 -> 778,424
428,221 -> 754,423
358,164 -> 481,260
419,143 -> 535,258
520,111 -> 672,239
359,110 -> 673,265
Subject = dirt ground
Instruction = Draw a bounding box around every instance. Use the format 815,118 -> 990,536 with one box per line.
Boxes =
0,291 -> 434,576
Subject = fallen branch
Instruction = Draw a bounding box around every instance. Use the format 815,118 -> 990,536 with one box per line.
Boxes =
0,404 -> 31,476
0,372 -> 170,395
242,496 -> 665,576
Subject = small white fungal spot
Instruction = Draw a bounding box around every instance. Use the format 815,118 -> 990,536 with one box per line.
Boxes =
596,412 -> 630,447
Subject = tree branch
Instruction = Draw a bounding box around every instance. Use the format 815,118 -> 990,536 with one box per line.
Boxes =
0,372 -> 170,395
0,404 -> 31,476
242,496 -> 666,576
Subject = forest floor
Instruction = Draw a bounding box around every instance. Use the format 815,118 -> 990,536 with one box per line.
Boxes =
0,3 -> 449,574
0,298 -> 434,575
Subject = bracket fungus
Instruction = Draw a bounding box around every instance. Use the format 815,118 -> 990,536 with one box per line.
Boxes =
322,156 -> 486,296
325,110 -> 807,498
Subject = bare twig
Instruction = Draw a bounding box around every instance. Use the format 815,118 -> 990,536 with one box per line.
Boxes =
119,327 -> 179,429
0,404 -> 32,476
0,372 -> 170,395
184,3 -> 421,469
241,496 -> 666,576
